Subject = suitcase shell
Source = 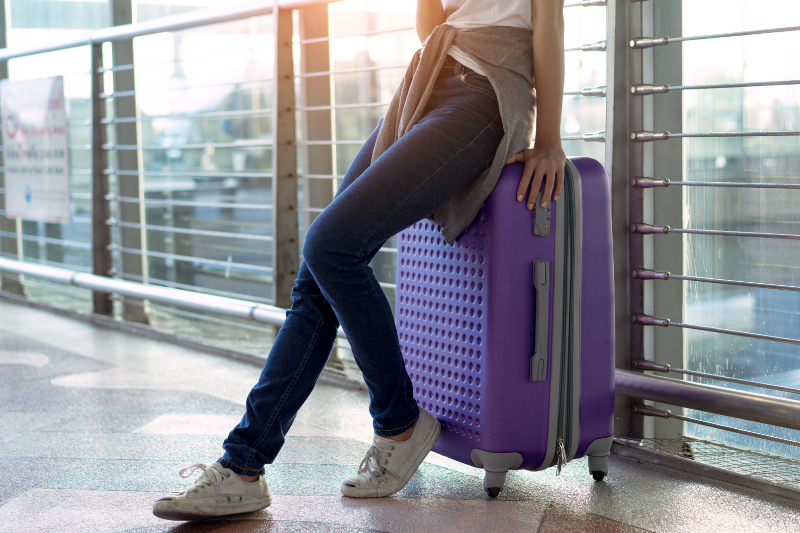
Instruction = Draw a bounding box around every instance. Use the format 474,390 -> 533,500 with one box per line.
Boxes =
395,157 -> 614,492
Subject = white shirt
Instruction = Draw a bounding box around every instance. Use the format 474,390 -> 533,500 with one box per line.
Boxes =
442,0 -> 532,75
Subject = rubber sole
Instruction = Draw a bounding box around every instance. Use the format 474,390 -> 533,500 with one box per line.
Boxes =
152,498 -> 271,521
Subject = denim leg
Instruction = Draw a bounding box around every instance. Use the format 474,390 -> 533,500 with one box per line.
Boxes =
218,125 -> 385,476
302,71 -> 503,437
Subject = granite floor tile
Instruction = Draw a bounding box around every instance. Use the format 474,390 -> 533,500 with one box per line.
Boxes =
0,412 -> 67,435
0,457 -> 80,505
135,415 -> 244,436
42,413 -> 162,434
40,459 -> 204,493
0,432 -> 224,462
538,502 -> 654,533
261,495 -> 549,533
0,488 -> 171,533
0,380 -> 245,416
0,349 -> 49,367
51,367 -> 195,391
261,463 -> 499,500
272,437 -> 374,466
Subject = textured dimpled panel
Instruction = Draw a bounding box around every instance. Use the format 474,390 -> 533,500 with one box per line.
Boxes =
396,215 -> 487,443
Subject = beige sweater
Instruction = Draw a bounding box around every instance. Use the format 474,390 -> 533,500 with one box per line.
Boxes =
372,24 -> 536,244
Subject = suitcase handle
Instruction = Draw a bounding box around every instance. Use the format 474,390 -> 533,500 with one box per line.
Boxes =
530,260 -> 549,382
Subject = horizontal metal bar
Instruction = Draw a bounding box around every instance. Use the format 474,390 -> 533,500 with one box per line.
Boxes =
118,247 -> 273,273
561,131 -> 606,142
104,140 -> 273,151
296,63 -> 407,79
295,102 -> 389,112
631,313 -> 800,346
117,221 -> 273,241
565,40 -> 607,52
100,75 -> 275,100
631,403 -> 800,448
630,222 -> 800,241
0,257 -> 346,338
294,140 -> 364,146
563,0 -> 606,7
110,169 -> 273,179
630,25 -> 800,49
631,268 -> 800,293
631,130 -> 800,141
615,369 -> 800,432
632,359 -> 800,396
297,173 -> 345,180
0,0 -> 345,62
121,273 -> 274,307
631,79 -> 800,95
3,233 -> 91,251
563,86 -> 607,97
297,206 -> 325,213
102,108 -> 273,124
298,26 -> 414,44
631,177 -> 800,189
115,196 -> 272,210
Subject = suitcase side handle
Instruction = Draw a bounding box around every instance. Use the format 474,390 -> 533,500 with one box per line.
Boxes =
530,260 -> 549,382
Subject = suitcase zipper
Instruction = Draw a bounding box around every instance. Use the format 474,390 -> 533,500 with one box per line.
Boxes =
553,168 -> 576,475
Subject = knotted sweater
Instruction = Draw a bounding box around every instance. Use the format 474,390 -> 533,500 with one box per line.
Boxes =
371,23 -> 536,243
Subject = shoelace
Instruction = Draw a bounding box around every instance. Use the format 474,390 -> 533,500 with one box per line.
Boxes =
177,463 -> 230,494
357,440 -> 396,494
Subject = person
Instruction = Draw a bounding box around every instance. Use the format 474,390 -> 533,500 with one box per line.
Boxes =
152,0 -> 565,520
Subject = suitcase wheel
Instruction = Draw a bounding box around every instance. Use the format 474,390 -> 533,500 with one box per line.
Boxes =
587,453 -> 609,481
483,470 -> 507,498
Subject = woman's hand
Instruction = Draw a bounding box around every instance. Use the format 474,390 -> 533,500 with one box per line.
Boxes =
507,143 -> 566,209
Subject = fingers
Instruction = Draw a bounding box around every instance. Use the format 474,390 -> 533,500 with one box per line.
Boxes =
541,167 -> 556,208
516,159 -> 535,203
552,167 -> 564,201
528,165 -> 546,209
506,151 -> 525,165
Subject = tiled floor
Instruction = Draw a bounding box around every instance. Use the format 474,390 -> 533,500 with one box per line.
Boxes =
1,299 -> 799,532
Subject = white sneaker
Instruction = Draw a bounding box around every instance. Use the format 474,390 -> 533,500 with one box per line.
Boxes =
341,408 -> 441,498
152,462 -> 271,521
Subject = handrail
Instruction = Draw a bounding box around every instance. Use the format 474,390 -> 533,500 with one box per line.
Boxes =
0,257 -> 346,339
616,369 -> 800,432
0,0 -> 340,62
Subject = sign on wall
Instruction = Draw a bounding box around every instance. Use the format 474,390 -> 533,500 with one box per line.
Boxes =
1,76 -> 71,223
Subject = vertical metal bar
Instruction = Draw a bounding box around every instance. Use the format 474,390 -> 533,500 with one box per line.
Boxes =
111,0 -> 149,323
606,0 -> 641,437
299,5 -> 334,229
651,0 -> 684,439
91,43 -> 114,315
0,0 -> 24,296
272,5 -> 299,310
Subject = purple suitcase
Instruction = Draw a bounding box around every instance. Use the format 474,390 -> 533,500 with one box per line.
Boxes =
396,157 -> 614,497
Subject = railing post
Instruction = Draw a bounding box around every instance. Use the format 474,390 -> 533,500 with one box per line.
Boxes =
650,0 -> 683,440
0,0 -> 24,296
606,0 -> 641,438
91,42 -> 114,315
271,5 -> 299,311
110,0 -> 149,323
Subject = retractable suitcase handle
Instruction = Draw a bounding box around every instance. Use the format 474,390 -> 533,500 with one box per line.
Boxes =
530,260 -> 549,382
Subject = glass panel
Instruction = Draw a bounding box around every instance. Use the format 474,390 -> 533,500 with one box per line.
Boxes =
683,0 -> 800,458
562,5 -> 606,161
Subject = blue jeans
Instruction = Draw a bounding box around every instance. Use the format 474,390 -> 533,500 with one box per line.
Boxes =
219,58 -> 504,476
